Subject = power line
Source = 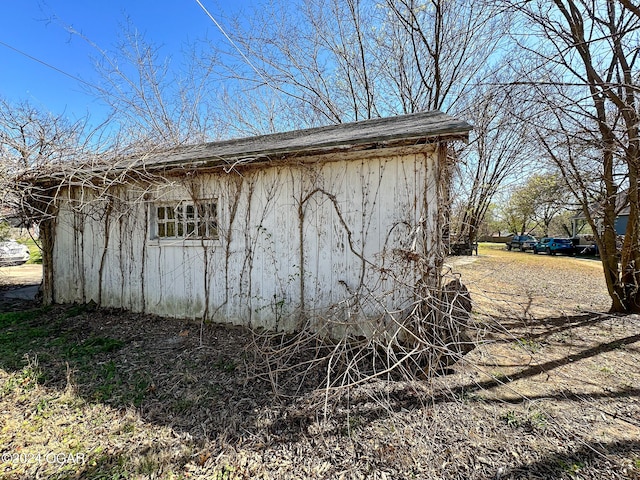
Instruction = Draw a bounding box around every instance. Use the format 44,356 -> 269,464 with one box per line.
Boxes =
193,0 -> 275,92
0,39 -> 105,94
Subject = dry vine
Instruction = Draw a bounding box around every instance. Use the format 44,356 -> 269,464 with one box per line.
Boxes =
247,271 -> 475,410
7,141 -> 482,418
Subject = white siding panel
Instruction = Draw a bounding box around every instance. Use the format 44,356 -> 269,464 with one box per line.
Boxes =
51,147 -> 440,334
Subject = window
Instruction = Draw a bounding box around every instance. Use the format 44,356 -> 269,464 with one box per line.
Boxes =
153,200 -> 218,240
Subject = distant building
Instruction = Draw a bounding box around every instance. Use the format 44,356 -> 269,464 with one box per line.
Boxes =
571,190 -> 631,237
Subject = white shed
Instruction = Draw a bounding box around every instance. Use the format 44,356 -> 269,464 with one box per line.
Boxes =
38,111 -> 471,336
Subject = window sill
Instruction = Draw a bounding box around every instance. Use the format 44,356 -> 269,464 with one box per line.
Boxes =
147,238 -> 221,248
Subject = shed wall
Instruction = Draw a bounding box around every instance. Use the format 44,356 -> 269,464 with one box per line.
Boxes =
51,148 -> 443,333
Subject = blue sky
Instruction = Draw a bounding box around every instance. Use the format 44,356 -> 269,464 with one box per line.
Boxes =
0,1 -> 249,122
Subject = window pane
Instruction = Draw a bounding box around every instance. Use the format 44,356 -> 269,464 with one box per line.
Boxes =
155,201 -> 218,240
208,203 -> 217,220
208,220 -> 218,238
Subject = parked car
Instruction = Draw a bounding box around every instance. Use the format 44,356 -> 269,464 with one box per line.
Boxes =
0,240 -> 31,266
532,237 -> 575,255
506,235 -> 537,252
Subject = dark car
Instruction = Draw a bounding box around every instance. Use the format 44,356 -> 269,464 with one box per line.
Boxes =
506,235 -> 537,252
533,237 -> 575,255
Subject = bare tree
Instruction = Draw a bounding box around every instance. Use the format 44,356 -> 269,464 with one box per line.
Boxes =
0,96 -> 94,223
212,0 -> 509,130
72,21 -> 221,151
381,0 -> 508,113
0,97 -> 87,171
452,81 -> 534,245
503,0 -> 640,312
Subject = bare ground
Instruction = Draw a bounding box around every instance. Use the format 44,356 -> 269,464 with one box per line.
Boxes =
0,264 -> 42,287
0,245 -> 638,479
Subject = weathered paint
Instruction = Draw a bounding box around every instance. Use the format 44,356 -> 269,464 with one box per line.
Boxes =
50,146 -> 447,334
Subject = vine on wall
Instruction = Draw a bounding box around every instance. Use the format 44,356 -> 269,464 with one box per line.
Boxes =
14,144 -> 474,397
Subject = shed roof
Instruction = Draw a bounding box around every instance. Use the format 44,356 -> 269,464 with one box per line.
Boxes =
30,111 -> 470,184
113,110 -> 470,173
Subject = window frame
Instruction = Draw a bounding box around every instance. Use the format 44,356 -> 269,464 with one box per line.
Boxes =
149,198 -> 220,246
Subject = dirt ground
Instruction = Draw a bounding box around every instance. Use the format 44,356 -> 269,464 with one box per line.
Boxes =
449,245 -> 639,473
0,264 -> 42,287
448,244 -> 611,316
0,244 -> 638,479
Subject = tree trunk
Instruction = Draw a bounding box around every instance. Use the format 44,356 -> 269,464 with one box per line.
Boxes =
39,218 -> 56,305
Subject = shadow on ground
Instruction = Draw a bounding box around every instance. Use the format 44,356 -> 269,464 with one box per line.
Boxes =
1,298 -> 639,479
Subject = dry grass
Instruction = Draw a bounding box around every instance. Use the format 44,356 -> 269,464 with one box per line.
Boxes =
0,244 -> 639,479
448,243 -> 610,317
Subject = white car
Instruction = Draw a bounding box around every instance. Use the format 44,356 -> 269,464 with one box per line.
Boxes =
0,240 -> 31,266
